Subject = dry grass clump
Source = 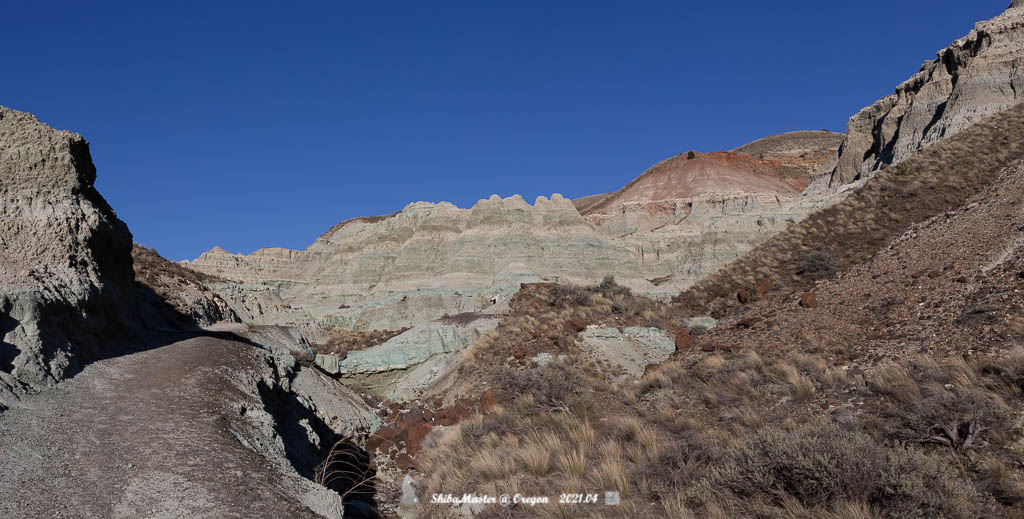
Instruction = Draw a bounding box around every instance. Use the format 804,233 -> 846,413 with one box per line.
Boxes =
689,424 -> 997,517
493,361 -> 584,413
770,361 -> 816,401
420,329 -> 1024,517
870,358 -> 1014,453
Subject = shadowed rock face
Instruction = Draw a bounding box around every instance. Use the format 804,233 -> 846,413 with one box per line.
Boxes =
813,5 -> 1024,193
0,106 -> 137,403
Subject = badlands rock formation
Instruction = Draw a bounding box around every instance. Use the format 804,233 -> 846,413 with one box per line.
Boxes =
0,107 -> 137,406
186,194 -> 642,334
182,141 -> 839,389
812,4 -> 1024,193
186,145 -> 840,332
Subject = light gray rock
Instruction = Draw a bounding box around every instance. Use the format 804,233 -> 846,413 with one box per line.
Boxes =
0,106 -> 138,396
685,316 -> 719,332
577,326 -> 676,376
335,318 -> 499,376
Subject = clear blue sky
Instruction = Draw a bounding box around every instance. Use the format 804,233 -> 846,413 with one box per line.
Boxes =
0,1 -> 1009,260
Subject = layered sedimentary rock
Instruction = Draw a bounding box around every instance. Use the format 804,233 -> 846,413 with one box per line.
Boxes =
730,131 -> 845,185
184,140 -> 843,348
186,194 -> 641,333
811,4 -> 1024,193
179,146 -> 837,385
0,106 -> 138,404
576,149 -> 840,288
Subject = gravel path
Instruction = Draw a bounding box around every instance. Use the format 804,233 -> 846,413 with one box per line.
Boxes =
0,335 -> 324,518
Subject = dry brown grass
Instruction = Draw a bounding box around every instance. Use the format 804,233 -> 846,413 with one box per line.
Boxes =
412,216 -> 1024,518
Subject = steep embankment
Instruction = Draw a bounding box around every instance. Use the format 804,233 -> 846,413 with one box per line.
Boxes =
0,106 -> 138,407
679,103 -> 1024,316
0,330 -> 379,518
132,244 -> 239,330
689,150 -> 1024,366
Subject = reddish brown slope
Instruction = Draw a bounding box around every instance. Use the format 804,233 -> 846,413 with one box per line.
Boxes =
687,156 -> 1024,361
583,152 -> 802,217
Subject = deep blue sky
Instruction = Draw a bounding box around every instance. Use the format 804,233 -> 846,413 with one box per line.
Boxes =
0,1 -> 1009,260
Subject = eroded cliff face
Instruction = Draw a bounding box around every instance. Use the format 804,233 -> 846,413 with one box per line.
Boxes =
185,194 -> 646,333
0,106 -> 138,404
813,4 -> 1024,193
183,146 -> 838,339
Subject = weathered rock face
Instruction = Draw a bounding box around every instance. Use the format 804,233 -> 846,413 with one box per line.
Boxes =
316,315 -> 501,401
730,131 -> 845,185
0,106 -> 137,402
577,326 -> 676,377
577,148 -> 840,289
185,194 -> 648,333
184,144 -> 839,337
813,5 -> 1024,192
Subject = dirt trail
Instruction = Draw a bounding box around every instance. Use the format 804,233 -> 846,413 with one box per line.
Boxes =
0,335 -> 326,518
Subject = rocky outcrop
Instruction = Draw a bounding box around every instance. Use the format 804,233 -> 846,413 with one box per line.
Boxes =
316,316 -> 501,401
0,106 -> 138,403
185,194 -> 649,332
577,326 -> 676,376
132,244 -> 239,329
812,5 -> 1024,193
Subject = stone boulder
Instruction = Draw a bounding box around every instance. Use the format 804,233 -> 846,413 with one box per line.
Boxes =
577,326 -> 676,376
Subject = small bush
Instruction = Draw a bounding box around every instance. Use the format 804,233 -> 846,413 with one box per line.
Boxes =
799,243 -> 837,280
548,284 -> 591,308
493,362 -> 582,411
689,424 -> 995,517
892,383 -> 1010,451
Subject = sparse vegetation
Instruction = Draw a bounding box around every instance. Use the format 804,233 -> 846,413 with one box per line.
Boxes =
678,104 -> 1024,316
413,275 -> 1024,517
